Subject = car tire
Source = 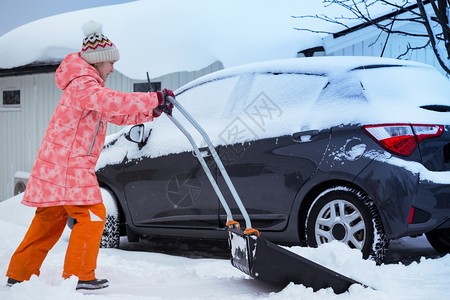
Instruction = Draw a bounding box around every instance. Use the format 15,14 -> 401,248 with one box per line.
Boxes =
100,188 -> 120,249
425,228 -> 450,253
66,188 -> 120,248
67,215 -> 76,230
14,181 -> 27,195
306,186 -> 388,264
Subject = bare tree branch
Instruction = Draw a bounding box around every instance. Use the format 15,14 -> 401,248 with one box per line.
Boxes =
397,40 -> 431,58
292,0 -> 450,75
292,14 -> 352,29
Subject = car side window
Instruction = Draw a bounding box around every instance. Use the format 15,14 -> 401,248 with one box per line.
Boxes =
218,73 -> 328,142
140,76 -> 242,157
177,76 -> 241,122
317,73 -> 367,103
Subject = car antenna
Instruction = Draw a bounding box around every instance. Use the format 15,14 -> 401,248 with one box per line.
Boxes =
146,71 -> 154,92
143,71 -> 154,143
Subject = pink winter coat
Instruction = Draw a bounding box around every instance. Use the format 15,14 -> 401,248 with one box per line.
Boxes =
22,53 -> 159,207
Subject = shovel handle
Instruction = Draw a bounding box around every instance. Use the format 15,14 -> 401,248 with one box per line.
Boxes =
167,113 -> 234,222
166,96 -> 253,229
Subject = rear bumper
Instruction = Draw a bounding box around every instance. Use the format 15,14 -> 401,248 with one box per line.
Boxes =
358,157 -> 450,239
410,178 -> 450,231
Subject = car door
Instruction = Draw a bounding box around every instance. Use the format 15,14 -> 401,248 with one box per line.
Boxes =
217,131 -> 331,231
122,135 -> 220,229
121,75 -> 243,230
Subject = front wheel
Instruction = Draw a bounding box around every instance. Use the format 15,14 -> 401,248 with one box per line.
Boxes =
100,188 -> 120,248
426,228 -> 450,253
66,188 -> 120,248
306,186 -> 388,264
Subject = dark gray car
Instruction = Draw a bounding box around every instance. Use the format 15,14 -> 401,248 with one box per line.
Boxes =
72,57 -> 450,263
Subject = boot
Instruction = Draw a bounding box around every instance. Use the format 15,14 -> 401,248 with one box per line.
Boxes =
76,278 -> 109,290
6,277 -> 22,287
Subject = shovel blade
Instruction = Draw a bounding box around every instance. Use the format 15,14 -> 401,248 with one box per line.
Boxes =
228,228 -> 363,294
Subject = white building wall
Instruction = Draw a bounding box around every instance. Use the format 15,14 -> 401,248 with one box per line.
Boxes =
327,34 -> 444,73
0,61 -> 223,201
148,60 -> 224,90
323,19 -> 446,75
1,72 -> 61,201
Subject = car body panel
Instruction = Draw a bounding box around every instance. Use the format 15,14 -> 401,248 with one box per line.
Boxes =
217,130 -> 331,231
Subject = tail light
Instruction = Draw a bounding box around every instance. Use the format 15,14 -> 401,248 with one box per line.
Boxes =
363,124 -> 444,156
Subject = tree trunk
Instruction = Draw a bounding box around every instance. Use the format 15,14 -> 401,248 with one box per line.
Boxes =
437,0 -> 450,60
417,0 -> 450,74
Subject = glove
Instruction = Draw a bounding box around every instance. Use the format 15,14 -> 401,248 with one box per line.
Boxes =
153,88 -> 175,118
152,103 -> 174,118
156,88 -> 175,105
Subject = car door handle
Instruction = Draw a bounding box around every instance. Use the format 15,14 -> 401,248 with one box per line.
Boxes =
192,148 -> 211,158
292,130 -> 320,142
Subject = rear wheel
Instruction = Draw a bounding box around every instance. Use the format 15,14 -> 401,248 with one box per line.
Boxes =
306,186 -> 388,264
426,228 -> 450,253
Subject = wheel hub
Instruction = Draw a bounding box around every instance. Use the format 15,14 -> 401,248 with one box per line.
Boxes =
331,223 -> 347,241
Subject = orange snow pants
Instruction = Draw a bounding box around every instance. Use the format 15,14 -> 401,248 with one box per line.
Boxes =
6,203 -> 106,282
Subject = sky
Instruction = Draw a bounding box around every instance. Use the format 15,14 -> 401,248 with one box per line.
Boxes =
0,0 -> 137,37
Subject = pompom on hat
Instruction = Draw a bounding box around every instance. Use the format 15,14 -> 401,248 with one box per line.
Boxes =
80,21 -> 119,64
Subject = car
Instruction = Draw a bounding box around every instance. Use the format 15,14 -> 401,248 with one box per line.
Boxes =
72,56 -> 450,263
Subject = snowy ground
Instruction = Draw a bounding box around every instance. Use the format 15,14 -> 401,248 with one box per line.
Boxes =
0,194 -> 449,300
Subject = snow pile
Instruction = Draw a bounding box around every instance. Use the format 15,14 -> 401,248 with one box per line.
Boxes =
0,0 -> 399,80
1,194 -> 449,299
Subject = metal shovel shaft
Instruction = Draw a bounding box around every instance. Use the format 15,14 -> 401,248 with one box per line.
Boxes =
166,96 -> 252,229
167,114 -> 233,222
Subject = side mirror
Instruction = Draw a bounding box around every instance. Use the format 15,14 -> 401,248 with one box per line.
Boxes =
125,124 -> 150,149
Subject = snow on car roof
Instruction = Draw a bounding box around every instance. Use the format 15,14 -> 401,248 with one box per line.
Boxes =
176,56 -> 430,94
97,57 -> 450,170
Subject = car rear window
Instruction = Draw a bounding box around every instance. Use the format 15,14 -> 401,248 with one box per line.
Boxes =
356,66 -> 450,107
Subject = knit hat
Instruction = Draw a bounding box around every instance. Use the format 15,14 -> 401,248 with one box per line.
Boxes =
80,21 -> 119,64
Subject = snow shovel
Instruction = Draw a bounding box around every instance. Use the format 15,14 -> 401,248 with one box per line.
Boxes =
164,96 -> 365,294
